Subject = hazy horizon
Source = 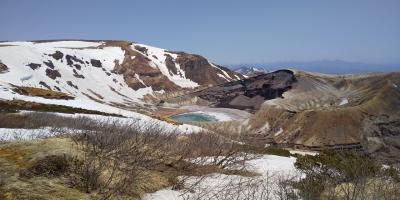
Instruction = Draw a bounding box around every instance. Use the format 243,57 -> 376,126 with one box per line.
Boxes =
1,0 -> 399,70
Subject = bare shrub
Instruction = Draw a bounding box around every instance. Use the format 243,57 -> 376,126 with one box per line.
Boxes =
69,119 -> 176,198
295,150 -> 400,200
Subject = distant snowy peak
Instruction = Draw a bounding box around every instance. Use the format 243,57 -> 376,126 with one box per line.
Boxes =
0,40 -> 243,116
234,66 -> 267,77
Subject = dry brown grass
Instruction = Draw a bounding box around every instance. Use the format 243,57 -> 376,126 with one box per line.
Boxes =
0,114 -> 258,199
11,85 -> 74,100
0,138 -> 92,200
0,99 -> 122,116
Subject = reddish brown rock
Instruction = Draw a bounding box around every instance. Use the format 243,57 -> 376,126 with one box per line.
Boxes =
175,53 -> 243,86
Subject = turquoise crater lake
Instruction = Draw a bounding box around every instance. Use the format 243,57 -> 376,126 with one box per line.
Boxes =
170,112 -> 217,123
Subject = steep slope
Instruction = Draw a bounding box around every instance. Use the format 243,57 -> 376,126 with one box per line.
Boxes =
0,40 -> 242,116
165,70 -> 296,111
168,69 -> 400,162
246,71 -> 400,161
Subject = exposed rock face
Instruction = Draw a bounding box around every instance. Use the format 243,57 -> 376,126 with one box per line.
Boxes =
169,69 -> 400,162
242,71 -> 400,162
110,41 -> 243,92
164,54 -> 178,75
112,43 -> 180,91
45,68 -> 61,80
175,70 -> 296,110
0,62 -> 7,73
43,60 -> 55,69
90,59 -> 102,68
66,55 -> 84,66
133,45 -> 148,55
362,115 -> 400,164
27,63 -> 42,70
50,51 -> 63,60
175,53 -> 243,86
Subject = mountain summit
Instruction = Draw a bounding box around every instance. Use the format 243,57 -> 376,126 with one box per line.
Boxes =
0,40 -> 242,115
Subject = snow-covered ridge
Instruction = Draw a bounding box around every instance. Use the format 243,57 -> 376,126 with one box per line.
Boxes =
0,41 -> 148,107
0,40 -> 241,131
132,43 -> 200,88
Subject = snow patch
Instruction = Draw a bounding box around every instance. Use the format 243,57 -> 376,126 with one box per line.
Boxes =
144,155 -> 299,200
289,150 -> 318,156
274,128 -> 283,136
0,41 -> 103,48
339,98 -> 349,106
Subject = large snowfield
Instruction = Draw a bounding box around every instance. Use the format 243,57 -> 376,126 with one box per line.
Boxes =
0,41 -> 242,134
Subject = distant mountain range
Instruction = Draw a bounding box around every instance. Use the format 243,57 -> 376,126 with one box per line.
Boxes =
230,60 -> 399,74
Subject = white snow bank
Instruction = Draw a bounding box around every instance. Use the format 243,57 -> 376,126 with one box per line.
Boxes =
339,98 -> 349,106
144,155 -> 299,200
0,41 -> 103,48
192,111 -> 232,121
0,127 -> 71,141
289,150 -> 318,156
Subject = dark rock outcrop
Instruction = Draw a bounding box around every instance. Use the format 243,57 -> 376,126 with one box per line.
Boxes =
133,45 -> 148,55
90,59 -> 102,68
362,115 -> 400,164
39,81 -> 51,90
27,63 -> 42,70
50,51 -> 63,60
165,54 -> 178,75
43,60 -> 55,69
182,70 -> 296,110
66,81 -> 78,89
0,62 -> 8,73
45,68 -> 61,80
66,55 -> 84,66
175,53 -> 241,86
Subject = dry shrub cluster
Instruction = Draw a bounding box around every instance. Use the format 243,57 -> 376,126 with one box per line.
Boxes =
295,150 -> 400,200
63,117 -> 254,199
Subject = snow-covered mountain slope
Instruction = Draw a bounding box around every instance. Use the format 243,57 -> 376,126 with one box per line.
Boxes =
0,40 -> 242,117
234,66 -> 267,77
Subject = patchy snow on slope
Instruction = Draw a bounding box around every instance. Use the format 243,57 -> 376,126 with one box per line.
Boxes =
0,40 -> 236,136
50,112 -> 204,133
209,62 -> 238,81
0,111 -> 204,142
0,41 -> 159,112
217,73 -> 230,81
133,44 -> 200,88
144,155 -> 299,200
0,127 -> 73,141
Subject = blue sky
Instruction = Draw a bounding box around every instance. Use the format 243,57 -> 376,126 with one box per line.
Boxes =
0,0 -> 399,66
